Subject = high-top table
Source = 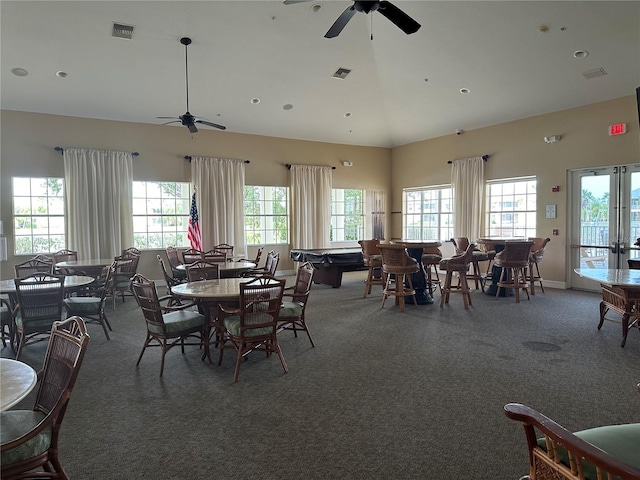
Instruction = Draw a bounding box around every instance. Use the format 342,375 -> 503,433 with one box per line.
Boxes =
477,237 -> 527,296
0,358 -> 37,411
574,268 -> 640,347
390,241 -> 442,305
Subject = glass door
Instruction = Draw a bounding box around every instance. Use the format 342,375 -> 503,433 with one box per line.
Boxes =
570,165 -> 640,290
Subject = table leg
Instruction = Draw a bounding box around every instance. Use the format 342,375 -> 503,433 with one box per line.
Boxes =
406,247 -> 434,305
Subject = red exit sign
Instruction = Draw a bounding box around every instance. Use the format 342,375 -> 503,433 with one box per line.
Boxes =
609,123 -> 626,136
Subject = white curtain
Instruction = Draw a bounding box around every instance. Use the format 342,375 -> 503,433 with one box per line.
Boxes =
451,156 -> 485,240
63,148 -> 133,259
290,165 -> 332,249
191,157 -> 246,252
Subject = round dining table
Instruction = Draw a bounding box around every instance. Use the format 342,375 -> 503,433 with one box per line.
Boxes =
0,275 -> 96,295
0,358 -> 37,411
176,261 -> 256,278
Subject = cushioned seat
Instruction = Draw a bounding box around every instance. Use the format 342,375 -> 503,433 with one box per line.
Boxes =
358,239 -> 385,297
0,411 -> 50,467
438,243 -> 476,309
378,244 -> 419,312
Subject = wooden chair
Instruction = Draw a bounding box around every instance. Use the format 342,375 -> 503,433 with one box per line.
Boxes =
131,274 -> 206,377
185,261 -> 220,282
439,243 -> 476,309
121,247 -> 141,257
278,262 -> 315,347
218,276 -> 287,382
157,255 -> 182,299
243,250 -> 279,277
64,263 -> 114,339
213,243 -> 234,259
110,251 -> 140,308
203,250 -> 227,263
504,403 -> 640,480
378,244 -> 419,312
52,249 -> 78,274
13,273 -> 66,359
422,245 -> 443,295
358,239 -> 385,298
182,248 -> 204,264
0,316 -> 90,480
165,246 -> 187,282
451,237 -> 487,292
240,247 -> 264,266
597,284 -> 640,347
14,258 -> 53,278
494,240 -> 534,303
528,237 -> 550,294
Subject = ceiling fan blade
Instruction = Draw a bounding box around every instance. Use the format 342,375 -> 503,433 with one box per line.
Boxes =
196,119 -> 227,131
378,1 -> 421,34
325,5 -> 357,38
187,123 -> 198,133
156,120 -> 181,126
156,116 -> 179,119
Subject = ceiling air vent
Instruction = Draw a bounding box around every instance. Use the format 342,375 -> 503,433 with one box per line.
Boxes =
112,23 -> 134,40
582,67 -> 607,80
332,68 -> 352,80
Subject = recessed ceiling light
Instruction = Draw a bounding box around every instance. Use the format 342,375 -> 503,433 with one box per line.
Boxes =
11,67 -> 28,77
573,50 -> 589,59
250,97 -> 260,104
344,112 -> 352,118
459,88 -> 470,94
283,104 -> 294,110
56,71 -> 68,78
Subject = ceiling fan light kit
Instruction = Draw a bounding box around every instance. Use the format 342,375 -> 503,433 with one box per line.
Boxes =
156,37 -> 226,133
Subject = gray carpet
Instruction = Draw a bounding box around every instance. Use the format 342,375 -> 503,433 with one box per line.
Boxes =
4,271 -> 639,479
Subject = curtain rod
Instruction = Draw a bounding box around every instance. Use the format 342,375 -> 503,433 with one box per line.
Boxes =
55,147 -> 139,156
285,164 -> 336,170
447,155 -> 489,165
184,156 -> 250,163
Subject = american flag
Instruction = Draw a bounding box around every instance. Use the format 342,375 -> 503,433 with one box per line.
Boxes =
187,192 -> 202,251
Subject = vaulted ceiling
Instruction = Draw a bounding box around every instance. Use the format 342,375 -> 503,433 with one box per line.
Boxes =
2,1 -> 638,148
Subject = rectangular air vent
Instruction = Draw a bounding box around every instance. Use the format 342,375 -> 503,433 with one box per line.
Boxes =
332,68 -> 352,80
112,22 -> 134,40
582,67 -> 607,80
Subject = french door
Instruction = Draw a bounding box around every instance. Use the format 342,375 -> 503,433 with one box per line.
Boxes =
570,165 -> 640,290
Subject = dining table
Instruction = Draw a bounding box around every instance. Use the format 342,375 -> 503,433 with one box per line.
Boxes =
0,275 -> 96,296
390,240 -> 442,305
176,261 -> 256,278
54,257 -> 121,277
574,268 -> 640,347
0,358 -> 37,411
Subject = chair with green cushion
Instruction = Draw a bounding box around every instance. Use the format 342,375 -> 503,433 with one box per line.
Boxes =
1,316 -> 90,479
504,403 -> 640,480
217,276 -> 287,382
13,273 -> 66,360
278,261 -> 315,347
63,263 -> 114,340
110,252 -> 140,308
131,274 -> 206,377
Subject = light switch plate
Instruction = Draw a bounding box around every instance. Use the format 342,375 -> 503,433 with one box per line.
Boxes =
545,204 -> 557,219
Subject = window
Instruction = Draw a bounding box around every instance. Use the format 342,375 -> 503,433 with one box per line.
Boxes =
331,189 -> 364,242
132,182 -> 191,250
485,177 -> 537,237
13,177 -> 65,254
244,186 -> 289,245
403,186 -> 454,241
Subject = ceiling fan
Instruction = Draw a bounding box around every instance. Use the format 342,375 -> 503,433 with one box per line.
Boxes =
284,0 -> 421,38
156,37 -> 226,133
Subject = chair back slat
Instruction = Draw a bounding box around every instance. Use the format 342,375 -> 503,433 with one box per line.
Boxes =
14,274 -> 65,324
165,247 -> 182,269
14,258 -> 54,278
203,250 -> 227,263
239,277 -> 285,333
182,249 -> 204,264
186,261 -> 220,281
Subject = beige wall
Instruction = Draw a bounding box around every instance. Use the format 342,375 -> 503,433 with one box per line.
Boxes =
0,110 -> 391,280
392,95 -> 640,285
2,95 -> 639,284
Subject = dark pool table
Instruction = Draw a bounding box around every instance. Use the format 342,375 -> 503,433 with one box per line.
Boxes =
290,248 -> 365,288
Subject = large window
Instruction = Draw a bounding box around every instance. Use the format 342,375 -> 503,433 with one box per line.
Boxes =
403,186 -> 454,241
485,177 -> 536,237
244,186 -> 289,245
331,189 -> 364,242
132,181 -> 191,249
13,177 -> 65,255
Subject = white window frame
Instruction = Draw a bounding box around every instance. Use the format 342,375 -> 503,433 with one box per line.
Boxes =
485,176 -> 537,238
12,177 -> 66,255
132,181 -> 192,250
244,185 -> 289,246
331,188 -> 365,243
403,185 -> 454,242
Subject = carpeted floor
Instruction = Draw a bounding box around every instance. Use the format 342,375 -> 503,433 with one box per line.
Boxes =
3,271 -> 639,479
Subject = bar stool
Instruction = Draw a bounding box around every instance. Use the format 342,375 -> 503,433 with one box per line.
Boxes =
439,243 -> 476,309
358,239 -> 385,298
422,245 -> 443,295
494,240 -> 534,303
451,237 -> 487,292
527,237 -> 550,295
378,244 -> 419,312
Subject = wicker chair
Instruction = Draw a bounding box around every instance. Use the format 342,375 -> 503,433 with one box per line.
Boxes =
203,250 -> 227,263
451,237 -> 488,292
165,247 -> 187,283
528,237 -> 550,295
63,263 -> 115,340
439,243 -> 476,309
504,403 -> 640,480
278,262 -> 315,347
185,261 -> 220,281
52,249 -> 78,274
217,276 -> 287,382
240,247 -> 264,266
212,243 -> 234,259
494,240 -> 534,303
422,245 -> 443,295
110,251 -> 140,308
243,250 -> 280,277
0,316 -> 90,480
13,273 -> 66,359
121,247 -> 142,257
14,258 -> 54,278
182,248 -> 204,264
378,244 -> 419,312
131,274 -> 206,376
358,239 -> 385,297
